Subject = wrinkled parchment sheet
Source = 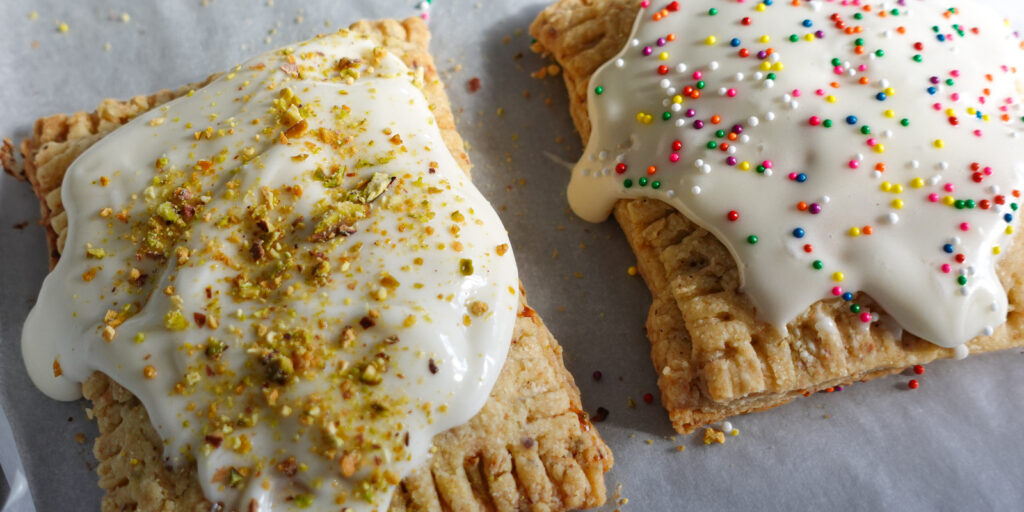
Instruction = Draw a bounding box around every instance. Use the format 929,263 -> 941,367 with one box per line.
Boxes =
1,1 -> 1023,510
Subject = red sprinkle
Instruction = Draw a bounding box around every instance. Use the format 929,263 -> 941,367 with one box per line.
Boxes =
913,365 -> 925,375
592,370 -> 603,381
727,210 -> 740,221
908,379 -> 919,389
643,393 -> 654,404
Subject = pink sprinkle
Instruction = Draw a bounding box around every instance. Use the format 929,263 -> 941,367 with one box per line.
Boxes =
960,222 -> 970,231
866,138 -> 877,147
788,172 -> 798,180
421,12 -> 429,20
857,64 -> 868,72
670,153 -> 680,162
944,183 -> 955,192
833,66 -> 844,75
951,69 -> 960,77
984,167 -> 993,175
640,0 -> 650,6
816,89 -> 825,96
832,287 -> 843,296
951,93 -> 960,102
809,116 -> 822,126
974,130 -> 983,137
763,160 -> 773,168
849,160 -> 860,169
979,96 -> 986,105
941,264 -> 952,273
929,193 -> 940,202
933,103 -> 942,111
693,71 -> 703,80
859,312 -> 872,323
727,88 -> 738,97
793,89 -> 802,97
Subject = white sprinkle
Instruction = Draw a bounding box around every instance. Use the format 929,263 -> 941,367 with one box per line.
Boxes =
967,266 -> 976,276
671,103 -> 683,112
959,288 -> 970,297
991,302 -> 999,312
952,236 -> 961,245
735,72 -> 745,81
883,29 -> 893,38
989,185 -> 1000,194
740,134 -> 750,143
727,146 -> 737,155
721,421 -> 733,433
880,79 -> 891,88
770,53 -> 781,63
615,58 -> 625,68
883,129 -> 893,139
764,79 -> 775,89
783,93 -> 792,102
630,39 -> 639,47
676,63 -> 688,73
984,326 -> 995,336
954,345 -> 969,360
748,116 -> 759,127
667,87 -> 677,95
764,169 -> 773,177
929,175 -> 942,185
701,164 -> 712,174
939,161 -> 950,170
887,212 -> 899,224
821,195 -> 831,204
718,87 -> 728,96
598,151 -> 608,159
691,186 -> 702,195
695,159 -> 705,168
856,153 -> 865,162
789,100 -> 799,110
675,119 -> 686,127
765,112 -> 776,121
753,71 -> 764,80
872,170 -> 883,179
910,160 -> 920,169
666,189 -> 676,198
662,98 -> 671,107
660,79 -> 671,89
709,61 -> 720,70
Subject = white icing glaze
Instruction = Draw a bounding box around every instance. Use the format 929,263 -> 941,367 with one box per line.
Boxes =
22,31 -> 518,511
571,0 -> 1024,347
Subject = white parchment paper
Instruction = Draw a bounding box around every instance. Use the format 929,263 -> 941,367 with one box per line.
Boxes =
1,1 -> 1023,510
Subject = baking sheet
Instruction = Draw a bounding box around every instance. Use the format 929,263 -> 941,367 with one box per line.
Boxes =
2,0 -> 1023,510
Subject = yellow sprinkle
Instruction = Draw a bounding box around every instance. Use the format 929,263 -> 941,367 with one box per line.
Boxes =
773,62 -> 784,71
982,114 -> 991,122
739,161 -> 751,171
993,246 -> 1002,255
28,11 -> 38,20
760,35 -> 771,43
945,108 -> 956,116
730,429 -> 739,436
659,51 -> 669,61
705,35 -> 717,45
891,199 -> 904,209
880,182 -> 892,192
832,271 -> 845,282
967,107 -> 977,115
892,184 -> 903,193
672,95 -> 684,104
825,95 -> 836,103
804,34 -> 815,41
627,265 -> 638,276
933,139 -> 945,148
911,177 -> 925,188
883,109 -> 895,118
873,144 -> 885,154
848,227 -> 861,237
57,22 -> 69,33
883,87 -> 895,96
760,61 -> 772,71
943,195 -> 955,206
1007,226 -> 1015,235
756,3 -> 767,12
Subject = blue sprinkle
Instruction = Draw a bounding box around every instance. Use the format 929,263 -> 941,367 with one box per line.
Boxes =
937,34 -> 946,42
876,92 -> 887,101
802,19 -> 813,27
845,115 -> 858,125
793,228 -> 805,238
943,243 -> 955,253
842,292 -> 854,301
1005,213 -> 1014,223
796,173 -> 807,182
764,0 -> 773,5
730,38 -> 741,47
976,111 -> 984,119
927,86 -> 937,95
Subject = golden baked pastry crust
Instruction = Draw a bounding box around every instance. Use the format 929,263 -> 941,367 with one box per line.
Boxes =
529,0 -> 1024,434
4,17 -> 611,511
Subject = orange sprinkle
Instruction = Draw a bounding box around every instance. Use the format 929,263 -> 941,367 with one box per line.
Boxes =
863,225 -> 874,235
666,33 -> 676,42
647,166 -> 657,175
831,81 -> 841,88
897,26 -> 907,34
727,133 -> 738,141
719,143 -> 730,151
854,46 -> 864,54
711,115 -> 721,124
690,90 -> 701,99
859,77 -> 870,85
797,201 -> 809,211
874,163 -> 886,172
